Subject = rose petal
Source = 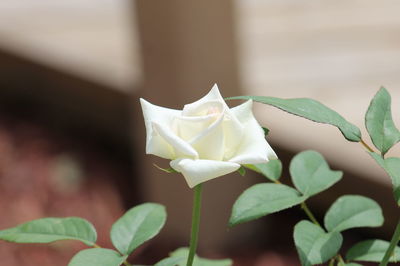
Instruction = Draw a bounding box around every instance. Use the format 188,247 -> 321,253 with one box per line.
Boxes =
222,112 -> 244,160
170,158 -> 240,188
229,100 -> 277,164
189,113 -> 225,160
152,122 -> 198,159
140,98 -> 181,159
181,84 -> 244,160
175,114 -> 218,141
182,84 -> 226,116
230,99 -> 255,123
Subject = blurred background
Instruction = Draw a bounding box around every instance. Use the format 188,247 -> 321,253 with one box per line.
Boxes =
0,0 -> 399,265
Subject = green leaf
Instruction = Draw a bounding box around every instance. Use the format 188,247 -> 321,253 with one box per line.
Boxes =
0,217 -> 97,246
111,203 -> 166,255
346,239 -> 400,262
324,195 -> 383,232
229,183 -> 305,226
365,87 -> 400,155
155,256 -> 186,266
227,96 -> 361,142
290,151 -> 342,197
369,152 -> 400,205
68,248 -> 127,266
294,220 -> 343,266
245,159 -> 282,182
155,247 -> 232,266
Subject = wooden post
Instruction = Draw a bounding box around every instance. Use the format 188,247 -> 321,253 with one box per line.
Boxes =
133,0 -> 254,251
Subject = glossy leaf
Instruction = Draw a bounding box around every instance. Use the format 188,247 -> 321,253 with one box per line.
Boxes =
365,87 -> 400,155
346,239 -> 400,262
68,248 -> 127,266
155,257 -> 186,266
369,152 -> 400,205
155,247 -> 232,266
290,151 -> 342,197
0,217 -> 96,246
227,96 -> 361,142
244,159 -> 282,181
294,220 -> 343,266
229,183 -> 305,226
324,195 -> 383,232
111,203 -> 166,255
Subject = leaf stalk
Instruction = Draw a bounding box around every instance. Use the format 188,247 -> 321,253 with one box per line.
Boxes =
301,202 -> 321,227
360,139 -> 375,153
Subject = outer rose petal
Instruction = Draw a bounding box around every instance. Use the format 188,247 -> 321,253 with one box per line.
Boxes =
170,158 -> 240,188
229,100 -> 277,164
222,113 -> 244,160
182,84 -> 225,116
140,98 -> 181,159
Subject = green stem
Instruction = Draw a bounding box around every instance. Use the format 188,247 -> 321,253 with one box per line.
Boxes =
380,217 -> 400,266
337,254 -> 345,264
301,202 -> 321,227
187,184 -> 203,266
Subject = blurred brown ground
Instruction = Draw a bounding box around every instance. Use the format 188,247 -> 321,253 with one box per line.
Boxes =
0,112 -> 303,265
0,113 -> 127,265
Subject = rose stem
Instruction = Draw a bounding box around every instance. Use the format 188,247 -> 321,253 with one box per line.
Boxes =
380,216 -> 400,266
187,184 -> 203,266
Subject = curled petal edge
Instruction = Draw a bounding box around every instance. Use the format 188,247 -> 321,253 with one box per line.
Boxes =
170,158 -> 240,188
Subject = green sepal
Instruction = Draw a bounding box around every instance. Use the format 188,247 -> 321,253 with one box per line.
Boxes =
154,164 -> 178,173
238,166 -> 246,176
262,126 -> 270,136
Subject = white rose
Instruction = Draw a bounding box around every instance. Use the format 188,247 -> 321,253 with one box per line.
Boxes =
140,84 -> 277,188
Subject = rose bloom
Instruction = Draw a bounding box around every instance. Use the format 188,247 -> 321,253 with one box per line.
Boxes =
140,84 -> 277,188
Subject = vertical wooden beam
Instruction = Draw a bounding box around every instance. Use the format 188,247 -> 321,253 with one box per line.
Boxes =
134,0 -> 250,251
135,0 -> 240,105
